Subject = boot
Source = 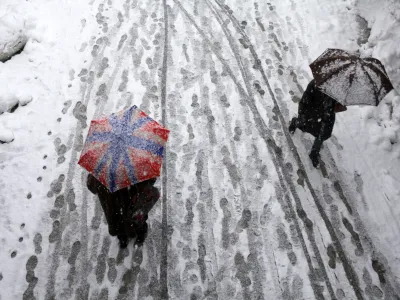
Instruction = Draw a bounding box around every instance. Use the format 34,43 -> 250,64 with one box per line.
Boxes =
309,150 -> 320,168
289,117 -> 297,134
135,222 -> 148,247
118,235 -> 128,249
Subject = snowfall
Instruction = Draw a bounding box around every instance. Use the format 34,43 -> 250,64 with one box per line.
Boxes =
0,0 -> 399,299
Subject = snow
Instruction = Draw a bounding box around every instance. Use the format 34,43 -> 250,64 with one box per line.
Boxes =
291,0 -> 400,283
358,0 -> 400,92
0,4 -> 27,62
0,0 -> 90,297
1,0 -> 400,298
0,125 -> 14,143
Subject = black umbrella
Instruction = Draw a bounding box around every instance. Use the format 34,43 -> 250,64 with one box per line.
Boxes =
310,49 -> 394,106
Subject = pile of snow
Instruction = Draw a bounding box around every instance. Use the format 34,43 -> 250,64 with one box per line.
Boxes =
0,92 -> 33,114
357,0 -> 400,92
0,7 -> 27,62
0,0 -> 91,296
0,124 -> 14,143
356,0 -> 400,167
351,1 -> 400,271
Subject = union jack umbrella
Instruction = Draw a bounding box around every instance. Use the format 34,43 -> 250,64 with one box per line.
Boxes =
78,105 -> 169,192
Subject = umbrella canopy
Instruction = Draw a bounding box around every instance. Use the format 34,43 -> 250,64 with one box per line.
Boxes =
310,48 -> 393,106
78,105 -> 169,192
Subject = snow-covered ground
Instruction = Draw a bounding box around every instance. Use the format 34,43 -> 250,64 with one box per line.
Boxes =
1,0 -> 399,299
284,0 -> 400,285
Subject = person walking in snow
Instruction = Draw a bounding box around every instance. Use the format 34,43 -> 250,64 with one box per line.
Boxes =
87,174 -> 160,248
289,79 -> 347,167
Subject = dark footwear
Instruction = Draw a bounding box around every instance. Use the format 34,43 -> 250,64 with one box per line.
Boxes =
118,235 -> 128,249
309,151 -> 320,168
289,118 -> 297,134
135,223 -> 148,247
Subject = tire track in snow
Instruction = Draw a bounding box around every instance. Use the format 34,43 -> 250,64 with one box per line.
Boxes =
201,2 -> 279,298
174,1 -> 325,298
238,2 -> 400,297
174,0 -> 321,299
160,0 -> 169,297
171,3 -> 264,297
213,2 -> 366,299
255,4 -> 399,297
204,1 -> 335,298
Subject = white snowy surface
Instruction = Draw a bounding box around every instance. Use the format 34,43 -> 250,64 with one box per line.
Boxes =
270,0 -> 400,282
343,0 -> 400,280
0,4 -> 27,62
0,0 -> 91,297
0,0 -> 400,298
282,0 -> 400,284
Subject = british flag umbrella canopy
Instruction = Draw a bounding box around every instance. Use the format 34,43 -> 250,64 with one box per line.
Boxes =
78,105 -> 169,192
310,48 -> 394,106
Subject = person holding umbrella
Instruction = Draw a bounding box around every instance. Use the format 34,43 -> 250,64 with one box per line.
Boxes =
86,174 -> 159,248
289,79 -> 347,167
290,49 -> 393,167
79,105 -> 169,248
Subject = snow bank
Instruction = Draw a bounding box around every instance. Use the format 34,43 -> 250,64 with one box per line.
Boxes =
0,123 -> 14,143
0,92 -> 33,114
0,0 -> 92,296
357,0 -> 400,92
0,5 -> 27,62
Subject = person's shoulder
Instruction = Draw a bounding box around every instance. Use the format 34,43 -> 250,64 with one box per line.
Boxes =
306,80 -> 316,92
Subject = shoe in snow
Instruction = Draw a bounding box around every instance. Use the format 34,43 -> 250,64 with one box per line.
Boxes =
309,151 -> 320,168
289,118 -> 297,134
135,223 -> 148,247
118,236 -> 128,249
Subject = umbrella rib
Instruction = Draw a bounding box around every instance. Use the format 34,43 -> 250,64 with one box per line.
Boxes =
108,151 -> 122,192
86,132 -> 114,143
124,135 -> 165,156
363,61 -> 389,79
130,116 -> 153,132
94,150 -> 110,178
122,151 -> 137,184
313,48 -> 350,62
363,58 -> 387,76
312,56 -> 354,68
363,62 -> 394,92
343,64 -> 357,104
317,62 -> 354,84
360,64 -> 379,105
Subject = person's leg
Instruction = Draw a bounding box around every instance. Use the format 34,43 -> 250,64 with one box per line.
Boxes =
117,235 -> 128,248
135,220 -> 148,246
289,117 -> 298,134
309,138 -> 323,167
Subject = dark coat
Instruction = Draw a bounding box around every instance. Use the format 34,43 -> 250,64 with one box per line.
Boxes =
297,80 -> 336,141
87,174 -> 160,237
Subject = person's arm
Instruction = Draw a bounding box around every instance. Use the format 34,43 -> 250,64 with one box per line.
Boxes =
315,97 -> 335,145
299,80 -> 315,117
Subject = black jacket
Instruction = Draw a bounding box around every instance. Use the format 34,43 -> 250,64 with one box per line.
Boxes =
87,174 -> 159,237
297,80 -> 336,141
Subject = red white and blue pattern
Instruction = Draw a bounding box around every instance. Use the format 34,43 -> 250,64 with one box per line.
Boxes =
78,105 -> 169,192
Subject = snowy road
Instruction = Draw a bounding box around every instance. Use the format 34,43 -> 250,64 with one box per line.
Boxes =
4,0 -> 400,299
